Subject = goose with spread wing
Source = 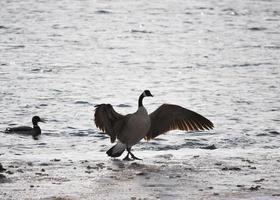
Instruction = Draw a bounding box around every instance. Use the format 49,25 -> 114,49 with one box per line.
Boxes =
94,90 -> 214,160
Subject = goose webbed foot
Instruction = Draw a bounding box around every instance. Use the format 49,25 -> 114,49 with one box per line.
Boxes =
129,152 -> 142,160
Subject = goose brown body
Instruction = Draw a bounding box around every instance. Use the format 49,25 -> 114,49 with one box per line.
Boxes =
117,106 -> 151,146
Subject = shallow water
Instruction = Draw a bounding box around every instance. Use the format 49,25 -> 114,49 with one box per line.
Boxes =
0,0 -> 279,199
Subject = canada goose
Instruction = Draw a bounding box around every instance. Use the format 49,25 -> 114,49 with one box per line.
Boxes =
94,90 -> 214,160
5,116 -> 45,140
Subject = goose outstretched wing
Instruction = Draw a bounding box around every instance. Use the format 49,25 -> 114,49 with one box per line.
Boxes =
94,104 -> 125,143
145,104 -> 214,140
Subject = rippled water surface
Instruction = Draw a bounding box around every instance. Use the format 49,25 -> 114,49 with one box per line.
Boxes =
0,0 -> 279,199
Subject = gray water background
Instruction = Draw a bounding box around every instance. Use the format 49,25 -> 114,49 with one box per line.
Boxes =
0,0 -> 279,159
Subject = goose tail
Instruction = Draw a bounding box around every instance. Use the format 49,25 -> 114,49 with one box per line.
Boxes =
106,142 -> 126,157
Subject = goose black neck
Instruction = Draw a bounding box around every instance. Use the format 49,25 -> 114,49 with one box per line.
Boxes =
138,94 -> 145,108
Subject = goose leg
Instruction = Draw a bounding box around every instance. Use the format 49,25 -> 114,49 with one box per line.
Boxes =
123,147 -> 133,161
127,148 -> 142,160
123,151 -> 131,161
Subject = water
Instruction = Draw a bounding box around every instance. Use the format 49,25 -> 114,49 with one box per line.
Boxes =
0,0 -> 279,199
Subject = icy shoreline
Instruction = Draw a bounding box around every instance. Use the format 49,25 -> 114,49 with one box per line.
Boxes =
1,148 -> 279,200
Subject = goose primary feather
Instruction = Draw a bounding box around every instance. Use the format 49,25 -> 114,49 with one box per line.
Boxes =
94,90 -> 214,160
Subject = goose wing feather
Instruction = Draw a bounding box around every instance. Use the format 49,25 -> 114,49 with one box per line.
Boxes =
94,104 -> 125,143
145,104 -> 214,140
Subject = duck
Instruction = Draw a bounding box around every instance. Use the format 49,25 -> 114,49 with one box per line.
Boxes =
5,116 -> 45,140
94,90 -> 214,160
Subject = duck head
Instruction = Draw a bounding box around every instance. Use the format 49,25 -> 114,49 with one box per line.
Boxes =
32,116 -> 45,125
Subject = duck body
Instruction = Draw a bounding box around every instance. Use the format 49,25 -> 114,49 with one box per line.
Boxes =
5,116 -> 44,140
5,126 -> 35,134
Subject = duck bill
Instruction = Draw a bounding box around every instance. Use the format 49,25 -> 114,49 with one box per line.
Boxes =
40,118 -> 46,123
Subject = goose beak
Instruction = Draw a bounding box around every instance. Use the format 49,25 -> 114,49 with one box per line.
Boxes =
147,91 -> 153,97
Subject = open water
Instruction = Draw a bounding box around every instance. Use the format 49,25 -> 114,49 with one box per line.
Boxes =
0,0 -> 279,199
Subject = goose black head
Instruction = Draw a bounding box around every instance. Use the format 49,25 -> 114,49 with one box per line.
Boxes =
32,116 -> 45,125
143,90 -> 153,97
